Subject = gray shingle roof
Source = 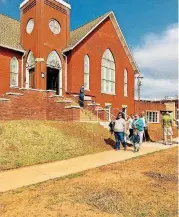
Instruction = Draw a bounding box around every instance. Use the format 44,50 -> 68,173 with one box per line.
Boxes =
0,14 -> 24,52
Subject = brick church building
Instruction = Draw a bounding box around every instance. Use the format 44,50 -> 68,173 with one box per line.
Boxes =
0,0 -> 141,121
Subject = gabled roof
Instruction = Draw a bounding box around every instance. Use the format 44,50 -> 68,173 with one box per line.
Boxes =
63,12 -> 110,52
63,11 -> 140,74
0,11 -> 139,73
0,14 -> 24,52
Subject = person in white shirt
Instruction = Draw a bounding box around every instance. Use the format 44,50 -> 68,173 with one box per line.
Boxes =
113,112 -> 127,151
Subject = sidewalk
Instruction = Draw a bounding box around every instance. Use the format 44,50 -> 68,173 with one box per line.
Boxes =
0,139 -> 178,193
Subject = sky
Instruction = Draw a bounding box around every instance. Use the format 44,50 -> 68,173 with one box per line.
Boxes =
0,0 -> 178,100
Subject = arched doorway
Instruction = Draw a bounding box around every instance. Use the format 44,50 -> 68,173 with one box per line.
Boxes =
46,51 -> 62,95
26,51 -> 35,88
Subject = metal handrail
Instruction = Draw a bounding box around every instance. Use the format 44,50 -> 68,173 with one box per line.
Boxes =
66,92 -> 125,123
67,93 -> 100,122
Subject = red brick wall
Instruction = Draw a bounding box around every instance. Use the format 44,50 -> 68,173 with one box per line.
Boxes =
134,100 -> 166,127
67,17 -> 135,115
20,0 -> 70,91
0,47 -> 23,95
0,89 -> 80,121
134,101 -> 179,141
134,100 -> 166,115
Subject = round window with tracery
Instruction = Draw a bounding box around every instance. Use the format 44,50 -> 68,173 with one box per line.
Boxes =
26,19 -> 34,34
49,19 -> 61,34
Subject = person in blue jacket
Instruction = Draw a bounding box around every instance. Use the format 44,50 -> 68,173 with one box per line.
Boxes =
132,114 -> 144,152
79,85 -> 85,108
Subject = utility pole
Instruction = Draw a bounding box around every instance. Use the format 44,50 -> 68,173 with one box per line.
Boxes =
137,75 -> 143,101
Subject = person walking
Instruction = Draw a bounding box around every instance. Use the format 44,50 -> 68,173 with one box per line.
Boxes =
162,112 -> 173,145
79,85 -> 85,109
113,112 -> 127,151
141,111 -> 152,142
128,114 -> 134,140
132,114 -> 144,152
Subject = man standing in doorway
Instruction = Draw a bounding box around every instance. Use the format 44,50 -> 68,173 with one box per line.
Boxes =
162,112 -> 173,145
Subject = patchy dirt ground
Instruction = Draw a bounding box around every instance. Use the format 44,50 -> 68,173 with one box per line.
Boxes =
0,147 -> 177,217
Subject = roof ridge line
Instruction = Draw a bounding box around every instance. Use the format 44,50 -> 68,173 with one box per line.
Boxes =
71,11 -> 112,33
0,13 -> 20,23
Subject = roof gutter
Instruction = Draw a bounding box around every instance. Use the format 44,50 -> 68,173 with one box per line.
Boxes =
0,44 -> 25,53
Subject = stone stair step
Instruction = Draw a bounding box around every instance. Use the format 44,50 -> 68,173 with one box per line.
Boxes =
87,103 -> 100,106
6,92 -> 23,96
0,98 -> 10,102
65,105 -> 81,109
56,100 -> 72,103
49,95 -> 64,98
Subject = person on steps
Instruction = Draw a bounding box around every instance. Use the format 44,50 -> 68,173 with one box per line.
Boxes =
79,85 -> 85,109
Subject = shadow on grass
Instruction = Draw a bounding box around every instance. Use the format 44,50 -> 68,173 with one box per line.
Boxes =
104,138 -> 115,149
104,138 -> 134,150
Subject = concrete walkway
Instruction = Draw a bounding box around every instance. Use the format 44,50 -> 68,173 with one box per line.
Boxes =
0,139 -> 178,193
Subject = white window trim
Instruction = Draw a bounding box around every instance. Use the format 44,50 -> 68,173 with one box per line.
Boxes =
10,57 -> 19,87
101,49 -> 116,95
146,110 -> 160,124
124,69 -> 128,97
84,55 -> 90,91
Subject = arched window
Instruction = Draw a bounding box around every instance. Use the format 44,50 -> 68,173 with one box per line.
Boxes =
47,51 -> 62,96
101,49 -> 115,94
84,55 -> 90,90
124,69 -> 128,97
27,51 -> 35,69
47,51 -> 61,69
10,57 -> 18,87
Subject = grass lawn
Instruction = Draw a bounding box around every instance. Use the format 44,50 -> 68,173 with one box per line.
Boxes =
0,147 -> 177,217
0,121 -> 113,171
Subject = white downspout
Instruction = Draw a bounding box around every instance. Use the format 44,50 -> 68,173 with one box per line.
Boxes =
62,53 -> 68,93
21,51 -> 26,88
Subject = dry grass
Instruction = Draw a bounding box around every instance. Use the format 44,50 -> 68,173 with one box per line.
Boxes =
0,121 -> 113,171
0,147 -> 177,217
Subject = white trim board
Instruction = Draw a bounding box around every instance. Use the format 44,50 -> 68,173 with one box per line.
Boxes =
63,11 -> 139,74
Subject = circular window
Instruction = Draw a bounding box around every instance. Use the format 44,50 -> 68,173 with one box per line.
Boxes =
49,19 -> 61,34
26,19 -> 34,34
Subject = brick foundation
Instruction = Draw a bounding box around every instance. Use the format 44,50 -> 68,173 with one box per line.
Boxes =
0,88 -> 80,121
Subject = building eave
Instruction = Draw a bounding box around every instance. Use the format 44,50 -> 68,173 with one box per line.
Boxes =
63,11 -> 140,74
0,44 -> 25,53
